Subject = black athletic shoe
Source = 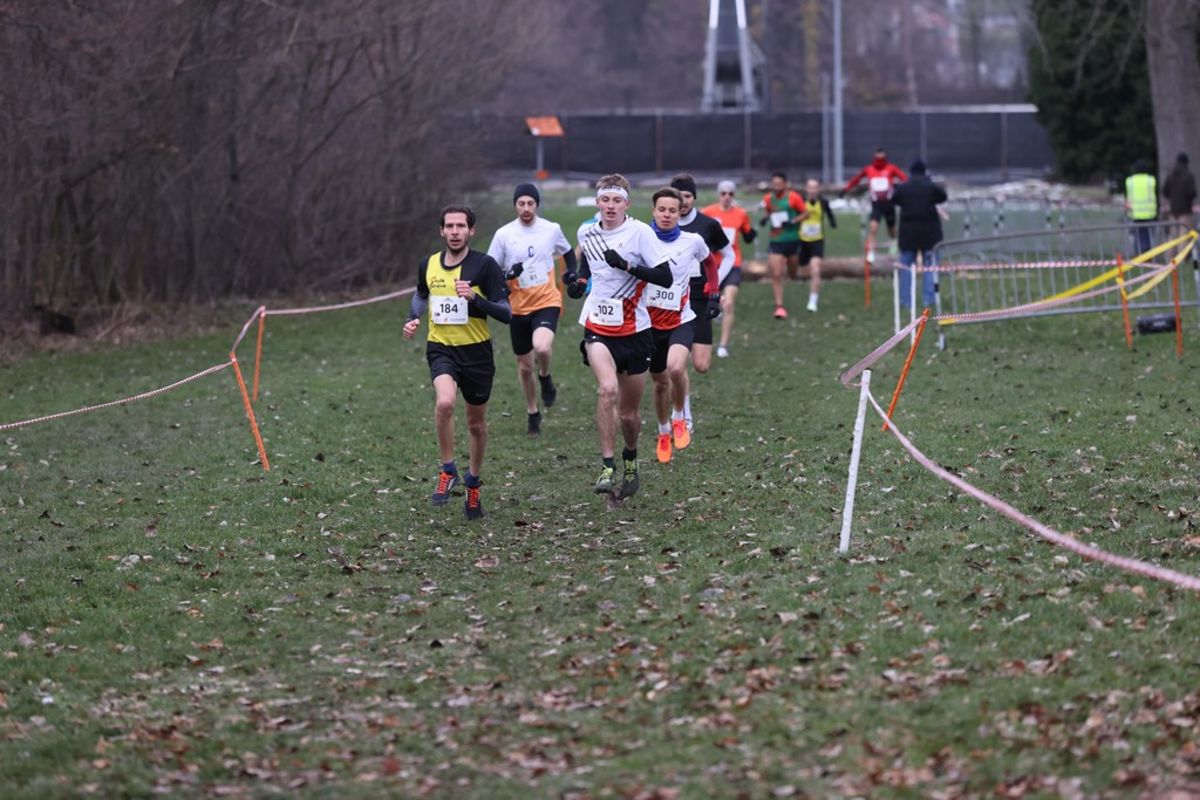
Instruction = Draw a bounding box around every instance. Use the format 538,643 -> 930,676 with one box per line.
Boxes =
527,411 -> 542,436
617,458 -> 640,500
464,484 -> 484,520
539,375 -> 557,408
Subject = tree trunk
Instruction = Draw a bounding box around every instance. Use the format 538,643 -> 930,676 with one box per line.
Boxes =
1144,0 -> 1200,172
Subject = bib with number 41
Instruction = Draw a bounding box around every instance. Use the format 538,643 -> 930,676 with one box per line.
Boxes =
431,296 -> 469,325
517,260 -> 550,289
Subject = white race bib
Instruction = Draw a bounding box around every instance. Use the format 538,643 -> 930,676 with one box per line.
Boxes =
517,260 -> 550,289
721,226 -> 736,245
769,210 -> 790,228
869,176 -> 891,196
646,285 -> 681,310
430,296 -> 469,325
587,296 -> 623,327
801,221 -> 822,239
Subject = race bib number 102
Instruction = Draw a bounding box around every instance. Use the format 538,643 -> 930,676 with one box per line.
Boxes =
588,297 -> 623,327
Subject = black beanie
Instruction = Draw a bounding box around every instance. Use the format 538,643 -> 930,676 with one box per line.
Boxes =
513,182 -> 540,205
670,175 -> 698,196
910,159 -> 927,175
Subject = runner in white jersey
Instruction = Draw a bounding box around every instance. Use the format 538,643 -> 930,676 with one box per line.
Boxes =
644,187 -> 712,464
565,173 -> 673,500
487,183 -> 578,435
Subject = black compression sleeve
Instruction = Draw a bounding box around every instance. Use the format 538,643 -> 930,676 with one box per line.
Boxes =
472,295 -> 512,324
562,248 -> 578,272
407,293 -> 428,321
629,261 -> 673,288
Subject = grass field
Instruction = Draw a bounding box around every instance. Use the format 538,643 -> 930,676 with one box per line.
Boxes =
2,214 -> 1200,797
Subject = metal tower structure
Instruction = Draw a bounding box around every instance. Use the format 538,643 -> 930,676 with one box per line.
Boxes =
701,0 -> 762,111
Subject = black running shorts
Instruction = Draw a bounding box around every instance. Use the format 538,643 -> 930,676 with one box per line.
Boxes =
509,307 -> 559,356
583,329 -> 654,376
649,324 -> 695,374
426,341 -> 495,406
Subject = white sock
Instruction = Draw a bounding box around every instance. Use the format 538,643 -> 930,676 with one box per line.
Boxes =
659,422 -> 671,435
683,394 -> 692,422
809,292 -> 818,302
671,409 -> 684,422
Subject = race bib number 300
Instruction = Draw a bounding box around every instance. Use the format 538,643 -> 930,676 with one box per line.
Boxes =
431,296 -> 469,325
588,297 -> 623,327
646,285 -> 680,310
517,260 -> 550,289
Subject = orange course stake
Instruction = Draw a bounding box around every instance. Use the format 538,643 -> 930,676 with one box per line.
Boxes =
252,307 -> 267,402
882,308 -> 931,432
1171,263 -> 1184,359
230,353 -> 271,472
863,243 -> 872,308
1116,254 -> 1133,350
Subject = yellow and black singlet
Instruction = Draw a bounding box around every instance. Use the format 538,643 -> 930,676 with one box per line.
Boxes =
417,250 -> 508,347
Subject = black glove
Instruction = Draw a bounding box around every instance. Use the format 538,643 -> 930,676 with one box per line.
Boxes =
758,216 -> 769,227
566,279 -> 586,299
743,228 -> 757,243
603,249 -> 628,271
838,189 -> 847,199
706,292 -> 721,319
506,261 -> 524,280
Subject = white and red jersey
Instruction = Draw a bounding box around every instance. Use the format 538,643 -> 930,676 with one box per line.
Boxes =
576,216 -> 665,336
844,161 -> 908,201
647,230 -> 707,331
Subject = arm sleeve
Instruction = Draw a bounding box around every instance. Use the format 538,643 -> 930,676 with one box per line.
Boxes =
844,167 -> 867,192
700,250 -> 719,294
892,165 -> 908,183
561,247 -> 578,275
407,293 -> 427,322
472,258 -> 512,324
823,198 -> 838,228
630,261 -> 673,287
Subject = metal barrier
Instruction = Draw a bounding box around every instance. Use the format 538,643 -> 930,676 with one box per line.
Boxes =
913,223 -> 1200,347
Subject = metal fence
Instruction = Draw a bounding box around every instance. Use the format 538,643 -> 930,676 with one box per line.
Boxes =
920,222 -> 1200,347
475,107 -> 1056,180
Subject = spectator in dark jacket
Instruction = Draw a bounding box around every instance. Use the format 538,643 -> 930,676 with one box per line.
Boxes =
1162,152 -> 1196,232
891,159 -> 947,309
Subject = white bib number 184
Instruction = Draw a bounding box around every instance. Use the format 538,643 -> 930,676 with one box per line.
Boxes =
588,296 -> 623,327
431,296 -> 469,325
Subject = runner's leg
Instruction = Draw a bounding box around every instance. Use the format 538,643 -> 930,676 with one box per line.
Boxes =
433,374 -> 458,463
587,343 -> 619,459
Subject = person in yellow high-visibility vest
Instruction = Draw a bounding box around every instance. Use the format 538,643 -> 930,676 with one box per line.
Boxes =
1125,159 -> 1158,255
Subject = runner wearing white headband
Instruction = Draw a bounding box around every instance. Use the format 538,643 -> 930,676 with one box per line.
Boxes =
566,173 -> 673,502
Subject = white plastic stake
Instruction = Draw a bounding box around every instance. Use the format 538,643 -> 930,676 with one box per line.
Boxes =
839,369 -> 871,553
892,261 -> 901,335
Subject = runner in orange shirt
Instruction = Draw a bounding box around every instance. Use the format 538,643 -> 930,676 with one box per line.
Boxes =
701,180 -> 757,358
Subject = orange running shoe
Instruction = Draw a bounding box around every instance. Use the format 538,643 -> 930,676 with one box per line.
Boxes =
773,306 -> 788,320
656,433 -> 672,463
672,418 -> 691,450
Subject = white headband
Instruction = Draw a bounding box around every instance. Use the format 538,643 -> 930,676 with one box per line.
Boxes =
596,186 -> 629,201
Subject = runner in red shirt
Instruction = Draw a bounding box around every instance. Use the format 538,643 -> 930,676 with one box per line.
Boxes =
842,147 -> 907,263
